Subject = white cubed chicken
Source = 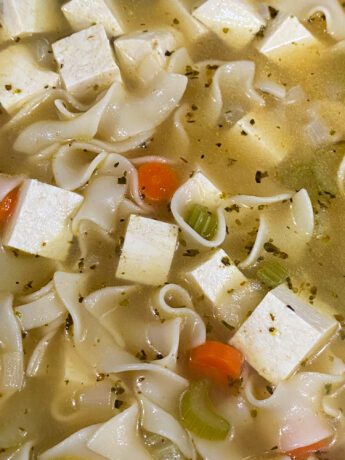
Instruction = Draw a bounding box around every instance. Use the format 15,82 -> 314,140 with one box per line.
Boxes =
116,215 -> 178,286
0,45 -> 59,114
257,13 -> 322,63
62,0 -> 124,37
52,24 -> 120,96
2,179 -> 83,261
226,110 -> 292,164
186,248 -> 247,305
0,0 -> 63,39
230,285 -> 338,384
114,30 -> 177,85
192,0 -> 266,49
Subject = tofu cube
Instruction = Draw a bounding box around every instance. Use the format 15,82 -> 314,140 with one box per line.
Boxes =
52,25 -> 120,96
158,0 -> 208,42
115,30 -> 176,85
184,171 -> 222,208
0,45 -> 59,114
192,0 -> 266,49
116,215 -> 178,286
62,0 -> 124,37
257,14 -> 321,63
230,285 -> 338,384
2,179 -> 83,261
226,110 -> 292,164
0,0 -> 63,38
186,249 -> 247,307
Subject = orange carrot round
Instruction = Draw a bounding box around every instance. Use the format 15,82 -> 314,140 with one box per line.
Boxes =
286,438 -> 332,459
0,188 -> 18,223
138,162 -> 179,203
189,340 -> 244,385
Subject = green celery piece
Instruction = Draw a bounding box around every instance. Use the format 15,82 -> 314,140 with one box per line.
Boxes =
257,260 -> 288,288
187,204 -> 203,228
201,212 -> 218,239
186,204 -> 218,240
180,380 -> 230,440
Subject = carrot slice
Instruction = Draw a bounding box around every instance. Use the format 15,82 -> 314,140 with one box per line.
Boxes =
138,162 -> 179,203
0,188 -> 18,223
286,437 -> 331,459
189,341 -> 244,385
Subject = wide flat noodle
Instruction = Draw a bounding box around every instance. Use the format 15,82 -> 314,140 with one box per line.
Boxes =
73,176 -> 126,234
146,318 -> 182,370
87,404 -> 151,460
39,424 -> 104,460
26,326 -> 60,377
84,285 -> 183,371
245,371 -> 344,452
239,215 -> 269,268
205,60 -> 265,126
15,281 -> 66,330
84,285 -> 141,349
54,272 -> 138,373
225,192 -> 293,208
140,395 -> 195,459
0,293 -> 24,395
291,188 -> 314,236
98,73 -> 188,142
151,283 -> 206,350
225,189 -> 314,266
0,88 -> 90,133
14,84 -> 115,155
53,142 -> 108,191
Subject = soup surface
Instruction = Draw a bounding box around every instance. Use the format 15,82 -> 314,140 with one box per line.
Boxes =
0,1 -> 345,459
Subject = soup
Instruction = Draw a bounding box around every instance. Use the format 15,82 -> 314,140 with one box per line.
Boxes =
0,0 -> 345,459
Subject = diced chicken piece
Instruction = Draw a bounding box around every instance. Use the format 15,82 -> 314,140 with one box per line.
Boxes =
2,179 -> 83,261
192,0 -> 266,49
226,110 -> 293,164
62,0 -> 124,37
0,0 -> 63,38
52,25 -> 120,96
186,248 -> 247,308
0,45 -> 59,114
114,30 -> 177,85
116,215 -> 178,286
257,13 -> 322,63
230,285 -> 338,384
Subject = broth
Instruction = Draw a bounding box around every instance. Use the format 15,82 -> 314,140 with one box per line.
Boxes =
0,1 -> 345,459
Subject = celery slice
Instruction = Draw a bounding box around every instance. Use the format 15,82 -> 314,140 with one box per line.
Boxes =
257,260 -> 288,288
180,380 -> 230,440
185,204 -> 218,240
